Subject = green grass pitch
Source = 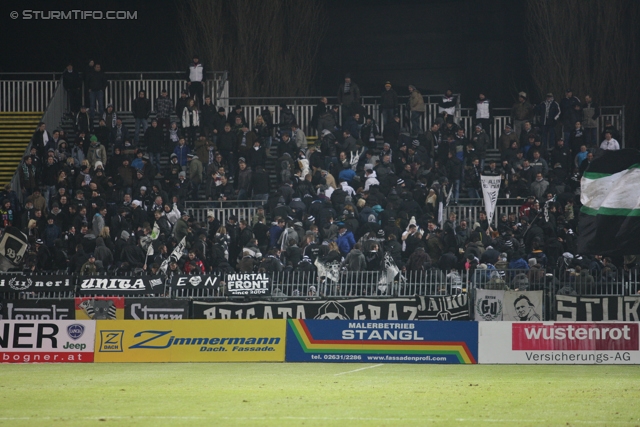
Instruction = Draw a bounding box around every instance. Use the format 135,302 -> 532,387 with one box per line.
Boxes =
1,363 -> 640,426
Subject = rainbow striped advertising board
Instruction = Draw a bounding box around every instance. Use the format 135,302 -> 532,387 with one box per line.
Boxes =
286,319 -> 478,364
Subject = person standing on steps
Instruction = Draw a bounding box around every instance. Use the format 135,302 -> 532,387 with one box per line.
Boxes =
186,55 -> 206,107
132,90 -> 151,146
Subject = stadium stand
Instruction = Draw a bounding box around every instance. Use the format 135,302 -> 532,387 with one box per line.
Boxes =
0,68 -> 633,319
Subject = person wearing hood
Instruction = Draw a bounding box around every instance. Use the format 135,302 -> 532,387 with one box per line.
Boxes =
337,224 -> 356,256
364,168 -> 379,191
342,242 -> 366,271
120,236 -> 145,270
94,236 -> 113,270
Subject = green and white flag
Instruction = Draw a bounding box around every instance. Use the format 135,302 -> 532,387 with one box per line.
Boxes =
578,149 -> 640,256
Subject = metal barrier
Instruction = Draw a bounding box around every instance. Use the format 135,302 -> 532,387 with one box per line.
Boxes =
460,106 -> 626,149
0,79 -> 59,112
227,94 -> 462,136
442,201 -> 523,228
0,71 -> 229,112
9,77 -> 66,204
186,205 -> 261,225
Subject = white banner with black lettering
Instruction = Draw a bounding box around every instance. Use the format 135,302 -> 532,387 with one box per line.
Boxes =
480,175 -> 501,224
474,290 -> 504,321
503,291 -> 543,321
556,295 -> 640,321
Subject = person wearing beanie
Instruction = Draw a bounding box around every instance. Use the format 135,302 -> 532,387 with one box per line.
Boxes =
87,135 -> 107,169
511,91 -> 534,139
380,81 -> 398,125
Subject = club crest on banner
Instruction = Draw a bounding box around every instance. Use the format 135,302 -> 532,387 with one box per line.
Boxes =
475,294 -> 503,321
67,324 -> 85,340
8,277 -> 32,291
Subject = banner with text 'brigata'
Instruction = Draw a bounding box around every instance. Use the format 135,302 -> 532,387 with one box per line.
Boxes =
286,319 -> 477,364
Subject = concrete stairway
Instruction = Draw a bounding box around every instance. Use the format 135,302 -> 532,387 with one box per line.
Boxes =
0,112 -> 42,187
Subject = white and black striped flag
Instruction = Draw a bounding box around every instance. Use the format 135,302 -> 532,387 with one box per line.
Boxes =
0,227 -> 28,271
578,149 -> 640,256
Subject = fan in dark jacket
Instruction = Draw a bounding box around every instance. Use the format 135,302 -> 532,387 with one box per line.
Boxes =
131,90 -> 151,145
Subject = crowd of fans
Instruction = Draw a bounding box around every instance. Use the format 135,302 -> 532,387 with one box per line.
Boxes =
0,64 -> 632,295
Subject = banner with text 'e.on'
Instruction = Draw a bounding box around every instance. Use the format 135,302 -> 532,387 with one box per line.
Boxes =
94,320 -> 286,362
286,319 -> 478,364
0,320 -> 95,363
479,322 -> 640,364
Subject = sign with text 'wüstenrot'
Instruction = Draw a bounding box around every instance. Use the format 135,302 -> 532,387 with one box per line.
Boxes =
479,322 -> 640,364
94,320 -> 286,362
0,320 -> 95,363
286,319 -> 478,364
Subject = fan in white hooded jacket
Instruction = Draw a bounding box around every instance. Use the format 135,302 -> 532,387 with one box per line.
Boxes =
340,181 -> 356,197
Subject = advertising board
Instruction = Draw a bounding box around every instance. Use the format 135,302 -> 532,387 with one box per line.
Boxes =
479,322 -> 640,364
0,320 -> 95,363
286,319 -> 477,364
94,319 -> 285,362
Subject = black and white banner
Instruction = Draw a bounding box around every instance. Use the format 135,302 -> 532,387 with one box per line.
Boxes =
474,290 -> 504,321
475,290 -> 543,321
77,276 -> 165,296
0,275 -> 75,294
0,299 -> 75,320
503,291 -> 543,321
0,227 -> 29,269
225,273 -> 271,296
125,298 -> 190,320
556,295 -> 640,321
480,175 -> 501,224
169,275 -> 220,290
193,295 -> 469,320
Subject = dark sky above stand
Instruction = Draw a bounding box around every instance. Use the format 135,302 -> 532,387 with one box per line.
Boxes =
1,0 -> 529,108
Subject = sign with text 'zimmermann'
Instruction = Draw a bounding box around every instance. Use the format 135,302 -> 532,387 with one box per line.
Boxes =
286,319 -> 478,364
94,320 -> 285,362
479,322 -> 640,364
225,273 -> 271,296
0,320 -> 95,363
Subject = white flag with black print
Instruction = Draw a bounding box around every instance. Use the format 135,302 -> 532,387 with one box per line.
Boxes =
480,175 -> 501,224
0,227 -> 28,270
